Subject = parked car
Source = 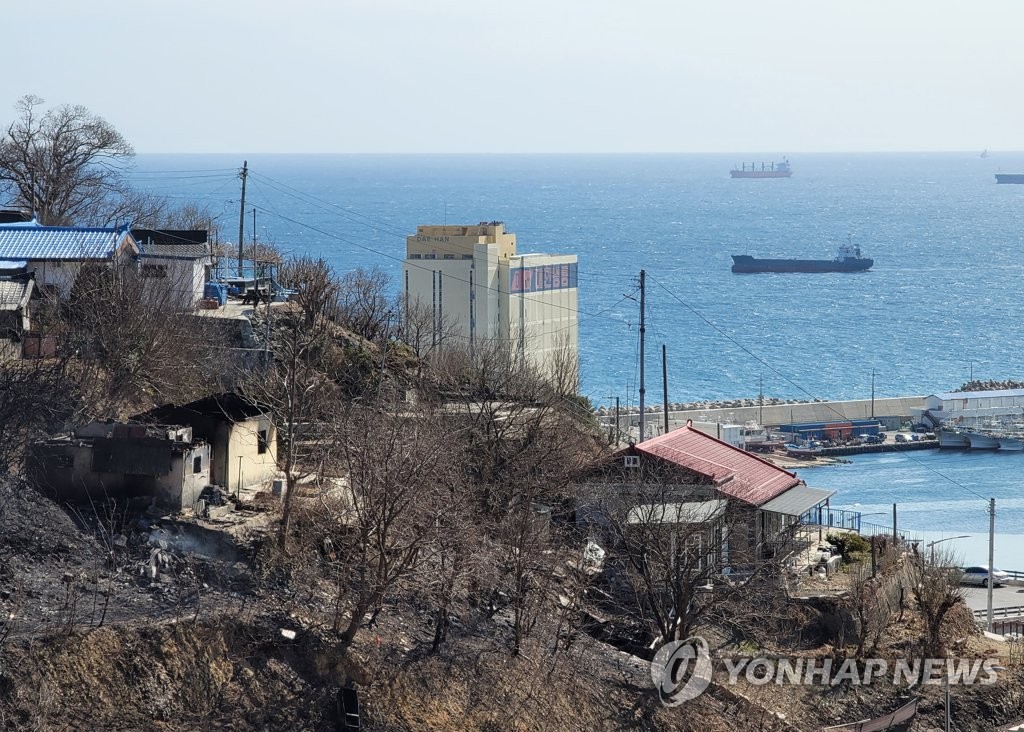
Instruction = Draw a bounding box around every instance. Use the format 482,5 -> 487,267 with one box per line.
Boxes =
960,566 -> 1010,587
895,433 -> 911,443
859,433 -> 885,444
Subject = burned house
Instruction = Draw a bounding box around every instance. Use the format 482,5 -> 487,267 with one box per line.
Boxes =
29,422 -> 210,511
135,393 -> 278,494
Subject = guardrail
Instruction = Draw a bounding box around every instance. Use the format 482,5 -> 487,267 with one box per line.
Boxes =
973,605 -> 1024,621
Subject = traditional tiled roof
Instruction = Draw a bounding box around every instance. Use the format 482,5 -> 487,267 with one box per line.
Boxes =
0,278 -> 32,310
139,242 -> 211,259
0,224 -> 136,261
631,426 -> 801,507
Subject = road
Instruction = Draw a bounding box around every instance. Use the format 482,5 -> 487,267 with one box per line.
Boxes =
962,583 -> 1024,613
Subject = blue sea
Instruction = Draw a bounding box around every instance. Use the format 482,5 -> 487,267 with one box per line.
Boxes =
132,152 -> 1024,564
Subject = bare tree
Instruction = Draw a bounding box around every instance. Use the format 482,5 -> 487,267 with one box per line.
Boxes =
397,294 -> 459,362
59,261 -> 229,407
425,337 -> 596,513
337,266 -> 392,343
0,360 -> 82,472
492,505 -> 561,656
848,556 -> 899,659
597,488 -> 730,644
242,256 -> 343,552
324,406 -> 457,647
911,546 -> 965,657
0,95 -> 134,226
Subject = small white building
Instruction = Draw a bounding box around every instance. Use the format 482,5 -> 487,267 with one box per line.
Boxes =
402,222 -> 579,379
921,389 -> 1024,424
133,229 -> 213,309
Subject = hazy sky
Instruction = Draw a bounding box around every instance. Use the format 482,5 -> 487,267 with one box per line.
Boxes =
5,1 -> 1022,154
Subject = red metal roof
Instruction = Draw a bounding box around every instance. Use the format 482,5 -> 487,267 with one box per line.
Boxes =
633,426 -> 800,507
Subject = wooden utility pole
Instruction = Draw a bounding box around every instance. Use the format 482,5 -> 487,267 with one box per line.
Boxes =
638,270 -> 646,443
237,160 -> 248,277
662,344 -> 669,435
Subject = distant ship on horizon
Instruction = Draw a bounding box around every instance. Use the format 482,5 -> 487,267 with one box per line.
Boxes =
730,158 -> 792,179
731,242 -> 873,274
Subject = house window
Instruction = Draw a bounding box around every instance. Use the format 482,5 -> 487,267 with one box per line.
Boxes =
257,429 -> 268,454
55,454 -> 74,468
624,455 -> 640,468
141,263 -> 168,279
193,455 -> 202,474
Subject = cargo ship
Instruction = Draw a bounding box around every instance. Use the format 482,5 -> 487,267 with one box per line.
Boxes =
731,242 -> 873,274
995,173 -> 1024,184
730,159 -> 792,178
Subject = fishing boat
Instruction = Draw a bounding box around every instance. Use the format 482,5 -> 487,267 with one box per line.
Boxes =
964,430 -> 1000,450
731,242 -> 872,274
784,441 -> 822,458
730,159 -> 792,178
997,435 -> 1024,451
937,427 -> 970,449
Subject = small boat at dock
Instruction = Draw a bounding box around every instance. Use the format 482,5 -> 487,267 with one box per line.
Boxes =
784,441 -> 822,458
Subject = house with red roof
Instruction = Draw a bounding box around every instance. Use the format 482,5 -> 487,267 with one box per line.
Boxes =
579,424 -> 834,568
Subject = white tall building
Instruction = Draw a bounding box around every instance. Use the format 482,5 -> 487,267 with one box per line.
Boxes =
402,222 -> 578,379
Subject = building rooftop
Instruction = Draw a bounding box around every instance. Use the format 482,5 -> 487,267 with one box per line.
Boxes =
139,392 -> 270,425
139,242 -> 212,259
932,389 -> 1024,400
0,224 -> 136,260
0,278 -> 32,311
631,426 -> 801,507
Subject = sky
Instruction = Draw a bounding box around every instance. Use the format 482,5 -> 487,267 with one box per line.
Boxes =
5,0 -> 1023,154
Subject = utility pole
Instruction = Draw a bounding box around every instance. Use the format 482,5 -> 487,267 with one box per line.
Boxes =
759,373 -> 764,426
252,207 -> 258,285
988,497 -> 996,631
662,344 -> 669,435
871,369 -> 875,419
615,396 -> 620,445
639,270 -> 646,443
237,160 -> 248,277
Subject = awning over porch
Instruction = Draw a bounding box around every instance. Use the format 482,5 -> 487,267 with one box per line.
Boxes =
759,485 -> 834,517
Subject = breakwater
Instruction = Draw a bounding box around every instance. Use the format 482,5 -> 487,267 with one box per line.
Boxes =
600,396 -> 927,431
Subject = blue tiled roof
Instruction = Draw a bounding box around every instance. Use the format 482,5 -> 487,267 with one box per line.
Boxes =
0,224 -> 135,261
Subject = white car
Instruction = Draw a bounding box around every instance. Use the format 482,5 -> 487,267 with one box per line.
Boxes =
960,566 -> 1010,587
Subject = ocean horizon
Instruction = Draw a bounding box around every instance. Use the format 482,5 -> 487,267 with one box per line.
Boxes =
131,152 -> 1024,556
